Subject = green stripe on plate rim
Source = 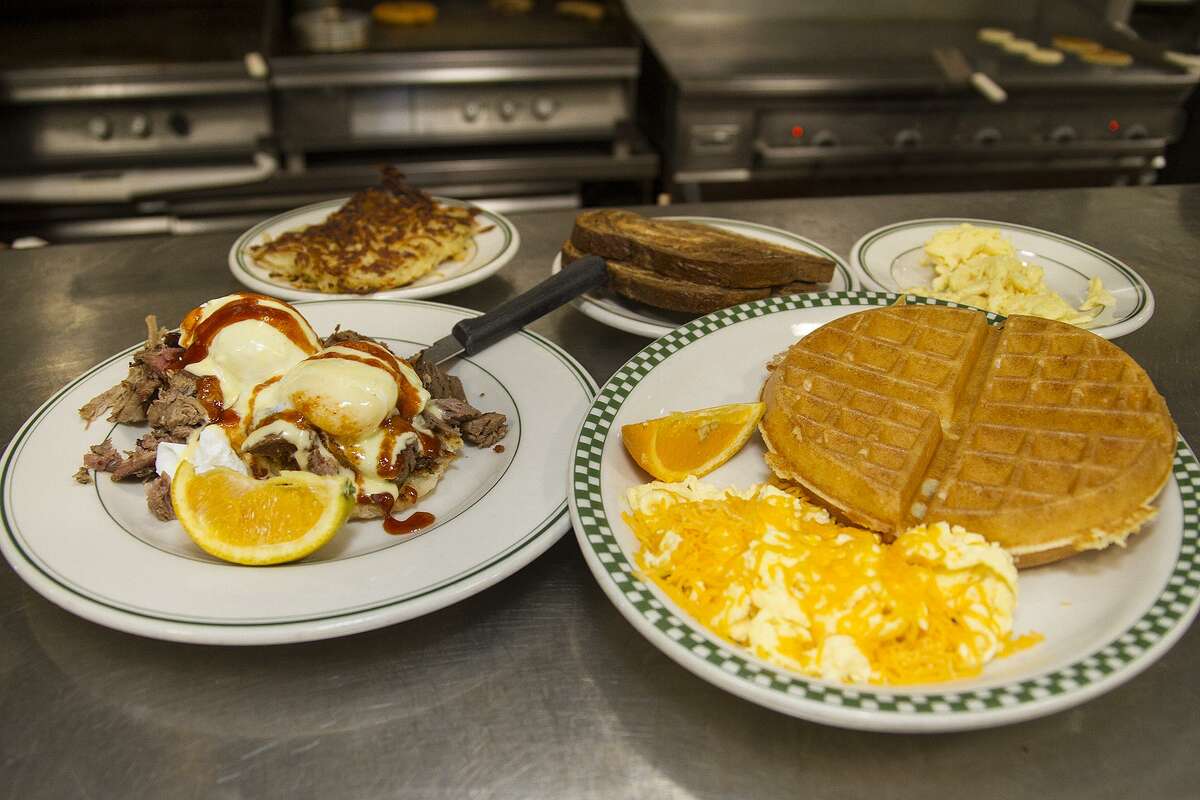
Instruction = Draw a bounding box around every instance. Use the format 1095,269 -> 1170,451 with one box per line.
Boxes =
571,289 -> 1200,715
855,218 -> 1148,326
1,298 -> 597,627
232,197 -> 514,288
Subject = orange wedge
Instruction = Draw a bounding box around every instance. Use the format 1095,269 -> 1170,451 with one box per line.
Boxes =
620,402 -> 765,482
172,462 -> 354,565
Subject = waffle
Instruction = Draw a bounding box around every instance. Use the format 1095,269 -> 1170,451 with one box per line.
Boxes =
759,304 -> 1176,567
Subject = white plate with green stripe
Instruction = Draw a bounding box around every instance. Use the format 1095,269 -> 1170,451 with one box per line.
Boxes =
551,216 -> 856,338
568,290 -> 1198,732
1,300 -> 595,645
229,197 -> 520,302
849,218 -> 1153,339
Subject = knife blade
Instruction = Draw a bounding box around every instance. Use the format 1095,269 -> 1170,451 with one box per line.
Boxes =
418,254 -> 608,365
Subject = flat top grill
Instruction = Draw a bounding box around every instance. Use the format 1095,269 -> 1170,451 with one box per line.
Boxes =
271,0 -> 636,58
641,18 -> 1193,94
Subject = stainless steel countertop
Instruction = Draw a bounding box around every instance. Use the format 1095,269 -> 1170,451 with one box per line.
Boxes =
1,186 -> 1198,798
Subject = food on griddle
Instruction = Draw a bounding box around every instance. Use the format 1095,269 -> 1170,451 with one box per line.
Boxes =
1027,48 -> 1064,65
977,28 -> 1014,45
249,168 -> 479,294
758,303 -> 1176,567
372,2 -> 438,25
1052,35 -> 1103,55
1081,49 -> 1133,67
561,209 -> 836,314
1002,38 -> 1038,55
555,1 -> 605,22
76,294 -> 508,564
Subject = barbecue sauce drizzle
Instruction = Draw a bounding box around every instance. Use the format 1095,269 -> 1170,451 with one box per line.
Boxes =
361,486 -> 435,535
178,294 -> 318,367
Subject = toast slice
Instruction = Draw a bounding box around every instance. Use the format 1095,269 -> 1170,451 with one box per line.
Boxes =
570,209 -> 836,288
562,241 -> 773,313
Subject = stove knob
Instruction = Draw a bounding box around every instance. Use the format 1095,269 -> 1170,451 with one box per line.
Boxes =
498,99 -> 519,121
812,130 -> 838,148
129,114 -> 152,138
1125,124 -> 1149,140
87,115 -> 113,141
1050,125 -> 1078,145
462,101 -> 483,123
974,127 -> 1002,146
167,111 -> 191,137
532,97 -> 558,120
894,128 -> 922,149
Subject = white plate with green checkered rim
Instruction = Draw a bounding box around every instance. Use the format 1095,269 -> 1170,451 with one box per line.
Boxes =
849,218 -> 1154,340
568,289 -> 1198,732
229,197 -> 520,302
551,216 -> 856,338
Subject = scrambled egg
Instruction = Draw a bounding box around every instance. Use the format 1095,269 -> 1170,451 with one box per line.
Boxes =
626,478 -> 1039,685
903,224 -> 1114,325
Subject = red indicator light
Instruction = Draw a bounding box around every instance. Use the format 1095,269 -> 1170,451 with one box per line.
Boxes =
1108,119 -> 1121,133
791,125 -> 805,139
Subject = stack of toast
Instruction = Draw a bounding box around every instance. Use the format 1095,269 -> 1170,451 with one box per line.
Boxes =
562,210 -> 837,314
759,303 -> 1177,567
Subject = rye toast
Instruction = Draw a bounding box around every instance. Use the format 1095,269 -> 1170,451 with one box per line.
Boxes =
569,209 -> 835,288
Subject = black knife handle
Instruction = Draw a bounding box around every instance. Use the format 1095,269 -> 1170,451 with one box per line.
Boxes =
451,255 -> 608,355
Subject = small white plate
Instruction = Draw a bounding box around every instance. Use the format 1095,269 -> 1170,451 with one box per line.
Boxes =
552,216 -> 856,338
849,217 -> 1154,339
229,197 -> 521,301
569,290 -> 1198,732
1,299 -> 595,645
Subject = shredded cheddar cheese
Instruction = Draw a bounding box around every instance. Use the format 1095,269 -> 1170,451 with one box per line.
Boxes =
625,478 -> 1039,685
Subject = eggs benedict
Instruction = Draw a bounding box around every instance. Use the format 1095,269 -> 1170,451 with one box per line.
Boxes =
77,294 -> 508,530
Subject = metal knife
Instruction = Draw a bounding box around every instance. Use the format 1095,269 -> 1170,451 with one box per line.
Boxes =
419,254 -> 608,365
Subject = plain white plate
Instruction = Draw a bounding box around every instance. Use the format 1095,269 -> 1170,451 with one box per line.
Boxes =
849,217 -> 1154,339
569,290 -> 1198,732
1,300 -> 595,645
229,197 -> 521,301
553,216 -> 856,338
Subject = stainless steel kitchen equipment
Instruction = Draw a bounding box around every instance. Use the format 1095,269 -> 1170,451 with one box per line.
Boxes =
0,1 -> 277,241
260,0 -> 655,219
0,0 -> 657,243
628,0 -> 1200,201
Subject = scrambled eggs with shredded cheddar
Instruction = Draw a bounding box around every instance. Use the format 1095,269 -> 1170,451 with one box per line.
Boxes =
626,478 -> 1040,685
903,224 -> 1114,325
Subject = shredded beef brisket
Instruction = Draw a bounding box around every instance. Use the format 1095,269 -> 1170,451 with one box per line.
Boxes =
110,434 -> 165,481
322,328 -> 384,348
306,441 -> 343,476
411,352 -> 466,402
145,473 -> 174,521
243,433 -> 300,471
460,413 -> 508,448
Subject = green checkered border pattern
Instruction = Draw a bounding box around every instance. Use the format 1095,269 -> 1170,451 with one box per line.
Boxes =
572,290 -> 1200,715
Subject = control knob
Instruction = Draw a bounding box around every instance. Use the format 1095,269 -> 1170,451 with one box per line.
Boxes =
129,113 -> 152,138
166,111 -> 191,137
1049,125 -> 1078,145
462,101 -> 483,123
811,129 -> 839,148
974,127 -> 1002,146
86,115 -> 113,141
497,99 -> 519,121
532,97 -> 558,120
894,128 -> 922,149
1125,124 -> 1149,141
